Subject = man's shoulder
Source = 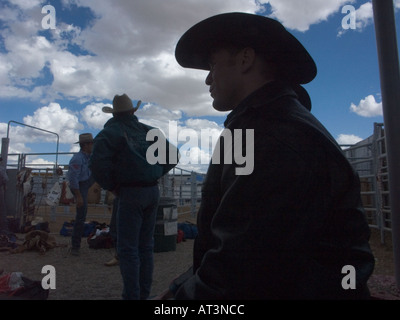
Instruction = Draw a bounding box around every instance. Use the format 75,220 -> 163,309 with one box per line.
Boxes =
96,121 -> 123,137
126,119 -> 157,135
139,121 -> 157,132
69,151 -> 83,164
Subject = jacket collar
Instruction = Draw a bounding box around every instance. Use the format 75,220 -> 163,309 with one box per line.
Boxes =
224,81 -> 297,128
104,114 -> 138,128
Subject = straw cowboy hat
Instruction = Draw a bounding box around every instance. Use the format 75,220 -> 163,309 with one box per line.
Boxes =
75,133 -> 93,144
102,94 -> 142,114
175,12 -> 317,85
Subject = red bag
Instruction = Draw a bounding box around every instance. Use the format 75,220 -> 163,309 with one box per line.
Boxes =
176,229 -> 184,243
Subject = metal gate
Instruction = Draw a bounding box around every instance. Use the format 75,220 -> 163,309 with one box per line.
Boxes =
4,150 -> 204,229
342,122 -> 391,243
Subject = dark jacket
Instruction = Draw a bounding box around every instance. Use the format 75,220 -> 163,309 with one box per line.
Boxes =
89,114 -> 178,191
175,81 -> 375,300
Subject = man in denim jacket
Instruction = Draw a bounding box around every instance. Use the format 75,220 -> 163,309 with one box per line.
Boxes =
90,94 -> 178,300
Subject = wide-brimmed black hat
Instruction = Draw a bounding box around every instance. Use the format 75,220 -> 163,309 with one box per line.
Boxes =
175,12 -> 317,84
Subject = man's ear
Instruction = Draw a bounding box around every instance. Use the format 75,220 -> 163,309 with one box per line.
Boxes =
239,47 -> 256,73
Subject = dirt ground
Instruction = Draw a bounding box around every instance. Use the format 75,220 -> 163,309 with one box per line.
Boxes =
0,235 -> 194,300
365,227 -> 400,299
0,210 -> 196,300
0,211 -> 399,300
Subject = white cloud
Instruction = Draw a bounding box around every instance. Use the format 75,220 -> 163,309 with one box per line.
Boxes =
336,133 -> 363,145
350,95 -> 382,117
0,0 -> 357,118
6,36 -> 52,79
22,102 -> 83,144
6,98 -> 224,168
8,0 -> 44,10
139,103 -> 182,122
338,2 -> 373,37
262,0 -> 354,31
355,2 -> 374,30
337,1 -> 400,37
80,102 -> 112,130
2,102 -> 86,166
67,98 -> 224,173
1,0 -> 382,172
21,157 -> 57,169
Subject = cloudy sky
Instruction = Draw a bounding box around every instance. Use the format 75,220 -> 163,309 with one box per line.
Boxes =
0,0 -> 398,173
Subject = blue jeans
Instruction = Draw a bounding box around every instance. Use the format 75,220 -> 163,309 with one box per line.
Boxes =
71,179 -> 92,249
116,185 -> 160,300
110,197 -> 118,245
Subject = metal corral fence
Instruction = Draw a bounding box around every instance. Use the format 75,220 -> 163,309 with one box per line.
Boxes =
341,122 -> 391,243
4,151 -> 205,229
4,122 -> 390,242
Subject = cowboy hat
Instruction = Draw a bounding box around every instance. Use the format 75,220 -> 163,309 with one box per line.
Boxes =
102,94 -> 142,114
175,12 -> 317,84
75,133 -> 93,144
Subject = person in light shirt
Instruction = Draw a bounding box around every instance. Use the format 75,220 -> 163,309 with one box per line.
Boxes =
67,133 -> 94,256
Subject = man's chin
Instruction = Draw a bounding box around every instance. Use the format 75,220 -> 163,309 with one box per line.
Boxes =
212,100 -> 234,112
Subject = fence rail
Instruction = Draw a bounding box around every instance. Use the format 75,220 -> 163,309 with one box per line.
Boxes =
4,151 -> 205,229
4,122 -> 391,244
342,122 -> 391,243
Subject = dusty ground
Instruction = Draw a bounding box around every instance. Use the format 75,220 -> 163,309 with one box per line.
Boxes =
0,235 -> 194,300
0,210 -> 196,300
366,227 -> 400,300
0,212 -> 398,300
